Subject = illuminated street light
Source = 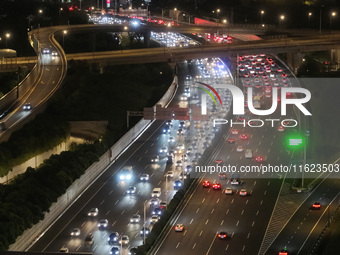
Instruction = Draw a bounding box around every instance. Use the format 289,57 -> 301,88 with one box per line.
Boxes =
174,8 -> 177,11
62,30 -> 67,48
223,19 -> 227,24
260,10 -> 264,24
38,9 -> 43,28
5,33 -> 10,48
280,15 -> 285,21
330,12 -> 336,29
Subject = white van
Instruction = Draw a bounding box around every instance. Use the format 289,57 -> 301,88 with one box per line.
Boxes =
245,149 -> 253,159
151,188 -> 161,198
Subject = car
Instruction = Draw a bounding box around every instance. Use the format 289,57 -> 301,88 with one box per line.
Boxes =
239,134 -> 248,140
180,95 -> 188,101
279,248 -> 289,255
177,128 -> 184,135
119,167 -> 133,180
108,232 -> 119,244
185,75 -> 192,80
110,247 -> 120,255
152,207 -> 163,215
140,227 -> 151,236
129,247 -> 137,255
160,201 -> 167,209
255,156 -> 264,162
168,136 -> 175,143
166,171 -> 174,178
277,125 -> 285,132
51,51 -> 58,56
202,180 -> 210,187
215,159 -> 223,164
167,155 -> 174,165
59,247 -> 69,253
140,174 -> 149,181
239,189 -> 248,196
70,228 -> 81,237
231,178 -> 241,185
173,180 -> 183,189
98,219 -> 108,228
181,154 -> 188,162
159,146 -> 168,153
174,224 -> 184,232
212,183 -> 221,190
119,235 -> 129,245
42,48 -> 50,54
176,160 -> 183,167
130,214 -> 141,223
85,233 -> 94,245
23,103 -> 32,111
227,138 -> 235,144
185,165 -> 192,174
151,156 -> 159,163
165,120 -> 173,126
150,198 -> 160,206
151,215 -> 160,223
224,188 -> 233,194
179,174 -> 187,180
126,186 -> 137,194
312,202 -> 321,209
236,146 -> 244,152
218,173 -> 227,180
162,126 -> 171,134
218,231 -> 228,239
88,207 -> 98,217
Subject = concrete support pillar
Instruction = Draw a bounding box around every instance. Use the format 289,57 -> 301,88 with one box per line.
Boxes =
286,52 -> 303,74
143,30 -> 151,47
331,49 -> 340,69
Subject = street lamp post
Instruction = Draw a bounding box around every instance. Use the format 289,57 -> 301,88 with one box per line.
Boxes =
143,200 -> 147,245
5,33 -> 10,48
260,10 -> 264,24
330,12 -> 336,29
279,15 -> 285,27
62,30 -> 67,48
38,9 -> 43,28
308,12 -> 312,24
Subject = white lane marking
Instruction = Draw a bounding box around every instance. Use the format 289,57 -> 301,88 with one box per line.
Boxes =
268,181 -> 271,185
254,181 -> 257,185
190,219 -> 194,224
100,200 -> 104,205
252,221 -> 255,227
183,230 -> 187,236
81,222 -> 86,227
268,148 -> 271,153
260,200 -> 263,205
158,181 -> 162,185
216,198 -> 220,204
151,143 -> 154,147
236,220 -> 239,226
211,209 -> 215,214
199,230 -> 203,236
76,245 -> 81,251
231,198 -> 234,204
138,157 -> 142,161
115,200 -> 119,205
205,219 -> 209,225
202,198 -> 205,203
247,233 -> 250,239
145,150 -> 148,154
242,245 -> 246,251
256,210 -> 260,216
246,199 -> 249,205
225,244 -> 229,251
109,190 -> 113,195
241,210 -> 244,215
192,243 -> 196,249
121,210 -> 125,215
176,242 -> 180,248
92,245 -> 97,251
221,220 -> 224,225
196,208 -> 200,213
264,190 -> 267,195
106,210 -> 110,215
226,209 -> 229,215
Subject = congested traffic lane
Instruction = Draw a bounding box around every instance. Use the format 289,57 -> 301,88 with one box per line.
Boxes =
155,54 -> 300,255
